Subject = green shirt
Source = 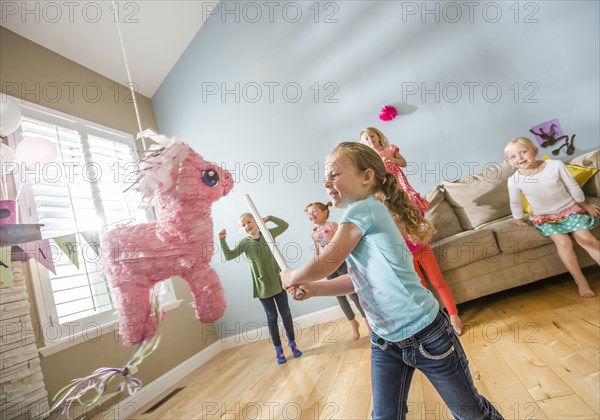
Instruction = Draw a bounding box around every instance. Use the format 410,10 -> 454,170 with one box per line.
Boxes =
219,216 -> 289,298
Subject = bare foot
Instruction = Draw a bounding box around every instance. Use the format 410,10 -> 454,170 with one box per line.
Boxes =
350,318 -> 360,341
450,314 -> 463,336
578,286 -> 597,298
574,278 -> 597,298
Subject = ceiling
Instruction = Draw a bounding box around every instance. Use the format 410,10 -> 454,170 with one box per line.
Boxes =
2,1 -> 215,97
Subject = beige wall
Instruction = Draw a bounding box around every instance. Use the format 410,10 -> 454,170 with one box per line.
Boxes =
0,26 -> 218,409
0,26 -> 156,154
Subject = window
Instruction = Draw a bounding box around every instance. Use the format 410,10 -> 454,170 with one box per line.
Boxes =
11,99 -> 178,352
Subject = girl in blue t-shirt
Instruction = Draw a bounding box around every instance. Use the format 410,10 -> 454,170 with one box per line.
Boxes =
282,142 -> 502,420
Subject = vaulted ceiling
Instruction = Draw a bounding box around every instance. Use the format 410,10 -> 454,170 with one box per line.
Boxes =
2,1 -> 216,97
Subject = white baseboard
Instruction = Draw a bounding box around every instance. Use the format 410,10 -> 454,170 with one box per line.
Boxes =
113,340 -> 221,419
220,305 -> 344,349
112,305 -> 343,419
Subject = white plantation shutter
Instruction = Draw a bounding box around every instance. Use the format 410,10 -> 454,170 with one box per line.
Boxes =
86,133 -> 148,228
14,100 -> 177,348
20,117 -> 110,325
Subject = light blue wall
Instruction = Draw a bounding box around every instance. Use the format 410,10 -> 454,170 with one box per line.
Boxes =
152,1 -> 600,338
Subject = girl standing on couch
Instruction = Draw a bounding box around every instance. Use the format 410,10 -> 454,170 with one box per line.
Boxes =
305,201 -> 370,340
282,142 -> 502,420
506,137 -> 600,298
360,127 -> 463,334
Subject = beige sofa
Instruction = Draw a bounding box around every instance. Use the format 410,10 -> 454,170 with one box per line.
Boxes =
423,149 -> 600,304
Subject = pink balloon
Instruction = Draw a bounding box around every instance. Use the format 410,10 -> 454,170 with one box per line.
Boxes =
15,137 -> 58,170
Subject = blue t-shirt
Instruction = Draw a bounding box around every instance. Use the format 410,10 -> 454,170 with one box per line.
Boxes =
339,195 -> 439,342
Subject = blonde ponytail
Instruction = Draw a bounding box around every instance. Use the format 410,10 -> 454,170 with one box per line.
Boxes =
332,142 -> 434,242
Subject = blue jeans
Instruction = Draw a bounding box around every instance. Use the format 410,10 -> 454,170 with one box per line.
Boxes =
370,311 -> 503,420
259,290 -> 295,347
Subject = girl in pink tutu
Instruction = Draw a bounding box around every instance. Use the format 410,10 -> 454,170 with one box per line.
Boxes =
360,127 -> 463,335
506,137 -> 600,298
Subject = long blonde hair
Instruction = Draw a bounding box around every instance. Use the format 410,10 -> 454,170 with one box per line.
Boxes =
359,127 -> 390,148
330,142 -> 434,243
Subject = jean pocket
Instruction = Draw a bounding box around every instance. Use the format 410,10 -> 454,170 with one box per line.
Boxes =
418,339 -> 455,360
370,336 -> 388,351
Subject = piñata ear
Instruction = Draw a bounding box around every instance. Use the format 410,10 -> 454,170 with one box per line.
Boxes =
134,130 -> 189,206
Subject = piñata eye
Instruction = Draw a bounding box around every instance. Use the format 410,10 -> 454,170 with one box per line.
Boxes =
202,169 -> 219,187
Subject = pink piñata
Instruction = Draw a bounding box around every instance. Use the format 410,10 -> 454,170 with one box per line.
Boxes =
101,131 -> 233,346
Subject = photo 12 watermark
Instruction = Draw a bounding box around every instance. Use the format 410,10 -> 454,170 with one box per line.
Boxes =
0,400 -> 142,420
403,160 -> 514,184
1,1 -> 140,24
203,319 -> 341,345
201,81 -> 339,104
4,158 -> 533,191
401,81 -> 540,104
1,81 -> 140,104
3,159 -> 332,187
461,320 -> 540,345
406,401 -> 540,420
200,400 -> 340,420
201,1 -> 340,24
399,1 -> 540,24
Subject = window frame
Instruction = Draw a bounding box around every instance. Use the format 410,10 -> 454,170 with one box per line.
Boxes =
8,97 -> 180,355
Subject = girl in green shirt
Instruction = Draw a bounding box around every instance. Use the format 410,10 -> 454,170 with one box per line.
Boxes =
219,214 -> 302,364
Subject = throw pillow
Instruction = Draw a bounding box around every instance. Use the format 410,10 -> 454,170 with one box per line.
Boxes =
424,186 -> 464,242
568,149 -> 600,198
442,160 -> 516,230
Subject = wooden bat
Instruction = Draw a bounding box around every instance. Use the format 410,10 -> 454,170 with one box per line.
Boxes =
243,194 -> 304,298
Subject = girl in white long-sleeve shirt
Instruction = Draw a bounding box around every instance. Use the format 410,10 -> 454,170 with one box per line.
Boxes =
505,137 -> 600,298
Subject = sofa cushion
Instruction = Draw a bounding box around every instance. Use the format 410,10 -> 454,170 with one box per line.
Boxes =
568,149 -> 600,197
476,197 -> 599,255
441,243 -> 585,304
442,161 -> 516,230
430,229 -> 500,272
475,216 -> 553,254
424,186 -> 463,242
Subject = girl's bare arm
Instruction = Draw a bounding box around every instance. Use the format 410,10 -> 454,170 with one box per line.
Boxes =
282,222 -> 362,288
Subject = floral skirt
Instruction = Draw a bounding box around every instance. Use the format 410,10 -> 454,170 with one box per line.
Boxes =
531,203 -> 598,237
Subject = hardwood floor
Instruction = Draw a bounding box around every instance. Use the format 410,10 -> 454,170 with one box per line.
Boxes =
128,268 -> 599,419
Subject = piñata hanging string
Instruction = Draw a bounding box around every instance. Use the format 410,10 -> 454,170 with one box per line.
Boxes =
112,0 -> 145,148
50,2 -> 163,416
